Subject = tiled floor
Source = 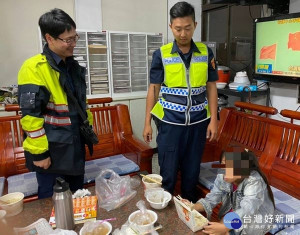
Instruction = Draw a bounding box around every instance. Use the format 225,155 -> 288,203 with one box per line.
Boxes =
152,153 -> 160,174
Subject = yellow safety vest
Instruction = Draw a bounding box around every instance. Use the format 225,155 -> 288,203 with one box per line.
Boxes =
18,54 -> 93,155
151,42 -> 210,125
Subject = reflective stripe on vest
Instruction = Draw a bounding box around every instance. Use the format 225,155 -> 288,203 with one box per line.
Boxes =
160,86 -> 206,96
190,100 -> 208,112
159,99 -> 207,112
25,128 -> 46,138
46,102 -> 69,112
44,115 -> 71,126
159,99 -> 187,112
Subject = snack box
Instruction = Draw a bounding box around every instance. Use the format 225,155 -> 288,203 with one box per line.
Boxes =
49,196 -> 97,227
173,196 -> 209,232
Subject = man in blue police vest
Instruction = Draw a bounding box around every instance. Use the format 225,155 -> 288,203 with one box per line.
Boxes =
143,1 -> 218,202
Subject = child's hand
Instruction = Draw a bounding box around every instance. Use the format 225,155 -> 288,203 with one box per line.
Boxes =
191,202 -> 204,212
181,199 -> 194,209
203,222 -> 229,235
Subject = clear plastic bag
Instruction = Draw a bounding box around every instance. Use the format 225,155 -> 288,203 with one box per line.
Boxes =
95,169 -> 137,211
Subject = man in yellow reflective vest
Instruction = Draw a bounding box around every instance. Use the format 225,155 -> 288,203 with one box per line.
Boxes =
18,9 -> 93,199
143,1 -> 218,202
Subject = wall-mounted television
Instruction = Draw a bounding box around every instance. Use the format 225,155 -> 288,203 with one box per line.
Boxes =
253,12 -> 300,84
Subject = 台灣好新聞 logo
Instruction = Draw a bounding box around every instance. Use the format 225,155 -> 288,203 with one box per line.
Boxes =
224,212 -> 242,229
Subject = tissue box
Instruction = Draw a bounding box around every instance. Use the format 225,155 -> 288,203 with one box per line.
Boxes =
173,196 -> 208,232
49,196 -> 97,227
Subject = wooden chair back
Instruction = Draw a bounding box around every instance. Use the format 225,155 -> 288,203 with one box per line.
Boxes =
217,105 -> 300,199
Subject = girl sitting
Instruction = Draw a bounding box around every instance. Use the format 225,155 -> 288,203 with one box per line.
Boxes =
191,150 -> 275,235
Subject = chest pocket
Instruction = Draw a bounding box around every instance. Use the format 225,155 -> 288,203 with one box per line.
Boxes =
190,62 -> 208,87
164,63 -> 186,87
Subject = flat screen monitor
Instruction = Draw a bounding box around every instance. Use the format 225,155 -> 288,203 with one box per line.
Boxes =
253,12 -> 300,84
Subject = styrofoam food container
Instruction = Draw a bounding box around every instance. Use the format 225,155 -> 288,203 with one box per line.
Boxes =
128,209 -> 158,233
142,174 -> 162,190
79,221 -> 112,235
146,191 -> 172,210
216,82 -> 227,89
0,192 -> 24,217
0,210 -> 6,219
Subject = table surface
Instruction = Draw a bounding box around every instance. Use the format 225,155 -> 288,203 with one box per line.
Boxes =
5,176 -> 205,235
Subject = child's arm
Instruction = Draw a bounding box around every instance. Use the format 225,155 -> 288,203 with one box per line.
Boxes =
203,222 -> 230,235
197,174 -> 226,219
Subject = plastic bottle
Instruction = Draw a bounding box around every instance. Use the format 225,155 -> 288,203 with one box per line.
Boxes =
52,177 -> 75,230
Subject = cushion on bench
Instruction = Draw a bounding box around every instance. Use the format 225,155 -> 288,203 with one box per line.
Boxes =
84,154 -> 140,184
271,186 -> 300,224
269,186 -> 300,234
0,177 -> 5,196
7,172 -> 38,197
198,161 -> 223,190
7,154 -> 140,197
276,223 -> 300,235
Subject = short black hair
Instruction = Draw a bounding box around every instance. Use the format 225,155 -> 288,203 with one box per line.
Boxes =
39,8 -> 76,40
170,1 -> 195,23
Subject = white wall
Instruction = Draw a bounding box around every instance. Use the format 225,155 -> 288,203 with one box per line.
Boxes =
290,0 -> 300,10
75,0 -> 102,31
0,0 -> 75,87
102,0 -> 167,41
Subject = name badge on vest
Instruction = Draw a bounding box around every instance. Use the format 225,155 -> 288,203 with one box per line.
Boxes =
163,57 -> 181,64
192,56 -> 208,63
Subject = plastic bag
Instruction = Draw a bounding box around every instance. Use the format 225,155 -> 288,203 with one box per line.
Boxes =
95,169 -> 137,211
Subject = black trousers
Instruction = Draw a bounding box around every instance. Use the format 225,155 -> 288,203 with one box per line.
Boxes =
157,119 -> 209,202
36,172 -> 84,199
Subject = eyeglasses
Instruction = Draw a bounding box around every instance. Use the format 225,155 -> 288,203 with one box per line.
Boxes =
57,34 -> 80,44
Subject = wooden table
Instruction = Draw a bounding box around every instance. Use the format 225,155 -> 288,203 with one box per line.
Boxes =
5,176 -> 205,234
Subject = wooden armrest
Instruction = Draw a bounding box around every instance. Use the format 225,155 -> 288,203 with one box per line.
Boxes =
122,135 -> 154,173
88,97 -> 113,105
280,109 -> 300,122
234,101 -> 278,115
123,135 -> 153,153
4,104 -> 20,114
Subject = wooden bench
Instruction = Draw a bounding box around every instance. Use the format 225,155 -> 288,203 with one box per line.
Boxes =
196,102 -> 300,232
0,98 -> 153,200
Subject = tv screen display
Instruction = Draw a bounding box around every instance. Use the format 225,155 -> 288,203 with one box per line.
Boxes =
253,13 -> 300,84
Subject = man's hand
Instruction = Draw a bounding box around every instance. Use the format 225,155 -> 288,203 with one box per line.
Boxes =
206,119 -> 218,142
143,124 -> 153,143
203,222 -> 230,235
33,157 -> 51,169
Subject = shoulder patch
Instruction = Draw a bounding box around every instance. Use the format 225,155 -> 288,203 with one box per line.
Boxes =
211,58 -> 216,70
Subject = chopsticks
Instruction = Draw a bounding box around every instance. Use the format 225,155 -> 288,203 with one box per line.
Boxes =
142,224 -> 163,235
174,195 -> 192,212
140,174 -> 162,185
